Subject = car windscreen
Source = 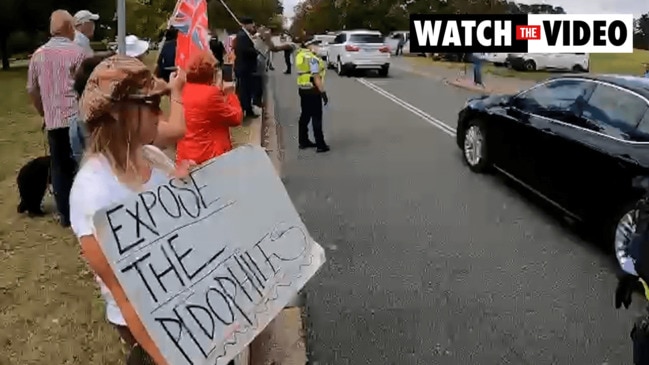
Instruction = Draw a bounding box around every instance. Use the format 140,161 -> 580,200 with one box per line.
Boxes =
349,34 -> 383,43
316,36 -> 335,43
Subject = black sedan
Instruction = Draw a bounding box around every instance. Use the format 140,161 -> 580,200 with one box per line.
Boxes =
455,74 -> 649,267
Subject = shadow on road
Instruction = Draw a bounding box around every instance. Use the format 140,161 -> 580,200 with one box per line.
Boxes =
454,148 -> 618,270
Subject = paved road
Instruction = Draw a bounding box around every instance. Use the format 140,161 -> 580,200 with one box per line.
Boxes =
270,56 -> 640,364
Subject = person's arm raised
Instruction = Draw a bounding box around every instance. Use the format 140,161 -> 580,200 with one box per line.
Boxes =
153,70 -> 186,148
205,82 -> 243,127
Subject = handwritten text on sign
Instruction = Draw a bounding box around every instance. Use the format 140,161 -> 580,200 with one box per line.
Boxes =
93,145 -> 326,365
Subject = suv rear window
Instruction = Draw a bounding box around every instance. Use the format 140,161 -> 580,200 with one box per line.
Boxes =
348,34 -> 383,43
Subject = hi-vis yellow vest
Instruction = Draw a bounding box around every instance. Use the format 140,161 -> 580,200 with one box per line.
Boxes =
295,48 -> 326,89
642,278 -> 649,300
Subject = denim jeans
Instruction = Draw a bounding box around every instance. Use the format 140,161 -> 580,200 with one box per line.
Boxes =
48,127 -> 77,226
69,115 -> 87,164
473,61 -> 483,85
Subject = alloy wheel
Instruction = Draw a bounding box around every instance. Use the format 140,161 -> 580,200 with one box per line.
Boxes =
463,125 -> 483,166
615,209 -> 638,274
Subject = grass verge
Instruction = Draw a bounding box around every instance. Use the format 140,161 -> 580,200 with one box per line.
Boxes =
408,49 -> 649,81
0,54 -> 253,364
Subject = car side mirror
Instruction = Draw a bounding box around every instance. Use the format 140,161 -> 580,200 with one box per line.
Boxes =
500,95 -> 514,107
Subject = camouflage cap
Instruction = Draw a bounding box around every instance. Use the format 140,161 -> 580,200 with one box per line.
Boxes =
79,55 -> 169,123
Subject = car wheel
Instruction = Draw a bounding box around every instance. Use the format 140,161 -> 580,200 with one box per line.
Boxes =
523,60 -> 536,71
613,205 -> 639,274
378,67 -> 389,77
462,119 -> 491,173
572,64 -> 587,72
336,58 -> 345,76
326,56 -> 334,69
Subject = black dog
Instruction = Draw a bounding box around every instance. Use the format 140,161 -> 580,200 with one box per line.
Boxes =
17,156 -> 50,216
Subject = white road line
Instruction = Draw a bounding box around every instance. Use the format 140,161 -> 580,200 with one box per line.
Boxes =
356,78 -> 456,137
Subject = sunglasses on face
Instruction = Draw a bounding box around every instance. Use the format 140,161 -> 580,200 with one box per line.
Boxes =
129,95 -> 161,112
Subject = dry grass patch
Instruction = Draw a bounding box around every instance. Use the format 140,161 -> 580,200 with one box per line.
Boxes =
0,55 -> 254,364
408,49 -> 649,81
0,64 -> 126,365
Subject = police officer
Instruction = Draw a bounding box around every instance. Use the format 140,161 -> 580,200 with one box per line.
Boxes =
616,176 -> 649,364
295,36 -> 329,152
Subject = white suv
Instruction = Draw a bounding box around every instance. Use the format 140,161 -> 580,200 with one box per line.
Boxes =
326,30 -> 391,77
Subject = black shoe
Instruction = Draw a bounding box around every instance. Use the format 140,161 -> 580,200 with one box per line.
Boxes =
58,216 -> 71,228
127,344 -> 155,365
299,141 -> 317,149
316,145 -> 330,153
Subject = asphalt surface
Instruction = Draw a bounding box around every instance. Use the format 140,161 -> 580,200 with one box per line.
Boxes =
270,56 -> 641,364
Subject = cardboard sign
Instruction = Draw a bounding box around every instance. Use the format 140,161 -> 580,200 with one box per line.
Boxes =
93,145 -> 326,365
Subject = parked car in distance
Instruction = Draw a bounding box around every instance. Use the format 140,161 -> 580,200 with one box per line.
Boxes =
507,53 -> 590,72
455,74 -> 649,266
326,29 -> 391,77
385,31 -> 409,55
311,34 -> 335,61
483,53 -> 509,66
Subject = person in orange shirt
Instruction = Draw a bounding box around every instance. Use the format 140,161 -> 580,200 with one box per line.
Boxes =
176,51 -> 244,165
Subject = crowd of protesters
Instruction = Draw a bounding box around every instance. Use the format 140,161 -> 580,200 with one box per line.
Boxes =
26,8 -> 249,363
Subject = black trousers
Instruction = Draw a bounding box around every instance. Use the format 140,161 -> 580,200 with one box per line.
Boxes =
235,71 -> 254,114
298,89 -> 325,147
283,49 -> 291,72
252,75 -> 263,107
48,127 -> 76,225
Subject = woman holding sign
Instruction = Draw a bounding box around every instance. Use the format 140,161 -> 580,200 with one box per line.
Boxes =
69,55 -> 194,364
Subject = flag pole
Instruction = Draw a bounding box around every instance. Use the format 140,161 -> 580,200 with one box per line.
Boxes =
154,0 -> 182,69
218,0 -> 253,40
117,0 -> 126,55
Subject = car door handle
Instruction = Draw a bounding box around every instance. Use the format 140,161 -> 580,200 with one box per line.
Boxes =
618,153 -> 640,167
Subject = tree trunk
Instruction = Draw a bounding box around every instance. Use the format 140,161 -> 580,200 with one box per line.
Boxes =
0,32 -> 9,70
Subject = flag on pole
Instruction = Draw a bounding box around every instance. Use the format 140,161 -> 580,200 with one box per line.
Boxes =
170,0 -> 209,69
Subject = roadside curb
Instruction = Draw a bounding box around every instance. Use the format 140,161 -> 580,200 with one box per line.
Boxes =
391,62 -> 445,81
230,111 -> 263,148
249,307 -> 307,364
444,78 -> 492,93
242,71 -> 305,365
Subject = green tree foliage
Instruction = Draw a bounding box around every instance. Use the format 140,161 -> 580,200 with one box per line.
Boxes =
126,0 -> 175,39
0,0 -> 117,69
289,0 -> 573,36
0,0 -> 282,70
207,0 -> 283,33
635,13 -> 649,50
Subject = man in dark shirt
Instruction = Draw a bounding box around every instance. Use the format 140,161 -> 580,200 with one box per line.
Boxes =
234,16 -> 259,118
283,35 -> 292,74
209,32 -> 225,66
156,27 -> 178,82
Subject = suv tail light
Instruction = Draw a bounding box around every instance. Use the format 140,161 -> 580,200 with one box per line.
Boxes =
345,44 -> 359,52
379,46 -> 389,53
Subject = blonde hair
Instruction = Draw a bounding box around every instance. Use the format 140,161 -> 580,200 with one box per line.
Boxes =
50,10 -> 74,38
84,106 -> 147,187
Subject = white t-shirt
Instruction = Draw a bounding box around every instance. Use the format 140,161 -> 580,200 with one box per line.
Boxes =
70,149 -> 171,326
73,30 -> 93,55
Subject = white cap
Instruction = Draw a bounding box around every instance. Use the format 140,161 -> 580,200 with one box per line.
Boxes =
74,10 -> 99,25
121,35 -> 150,58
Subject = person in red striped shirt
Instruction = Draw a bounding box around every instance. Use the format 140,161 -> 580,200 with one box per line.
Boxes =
27,10 -> 86,227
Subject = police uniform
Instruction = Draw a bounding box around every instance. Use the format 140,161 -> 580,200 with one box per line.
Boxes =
295,41 -> 329,152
